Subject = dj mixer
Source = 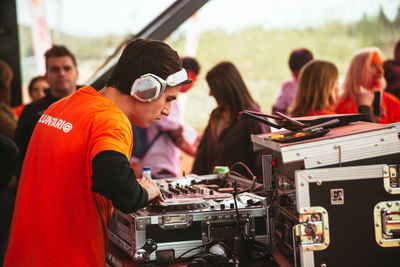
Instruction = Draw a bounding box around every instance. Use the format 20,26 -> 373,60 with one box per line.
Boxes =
107,174 -> 269,262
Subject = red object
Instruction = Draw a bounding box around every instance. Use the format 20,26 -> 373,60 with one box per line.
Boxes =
179,70 -> 197,93
271,159 -> 276,167
4,87 -> 133,267
335,92 -> 400,124
293,132 -> 306,137
307,109 -> 336,116
12,104 -> 25,118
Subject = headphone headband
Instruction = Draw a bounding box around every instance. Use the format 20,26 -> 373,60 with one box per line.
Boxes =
130,69 -> 191,103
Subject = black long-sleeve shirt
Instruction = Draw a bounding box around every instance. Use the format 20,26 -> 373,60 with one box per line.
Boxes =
91,150 -> 148,213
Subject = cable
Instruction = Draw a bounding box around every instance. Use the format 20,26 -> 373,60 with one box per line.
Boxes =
229,162 -> 256,180
232,180 -> 241,236
252,241 -> 271,262
175,243 -> 208,261
229,170 -> 249,181
228,161 -> 257,192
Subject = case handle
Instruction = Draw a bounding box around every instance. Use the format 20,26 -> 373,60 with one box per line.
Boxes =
374,201 -> 400,247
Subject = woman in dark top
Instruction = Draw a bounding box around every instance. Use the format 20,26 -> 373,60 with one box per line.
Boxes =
192,61 -> 269,182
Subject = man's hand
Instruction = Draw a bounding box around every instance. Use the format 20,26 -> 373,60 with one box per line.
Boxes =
138,178 -> 164,204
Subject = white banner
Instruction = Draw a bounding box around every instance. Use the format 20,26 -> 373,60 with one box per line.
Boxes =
29,0 -> 52,74
184,13 -> 200,57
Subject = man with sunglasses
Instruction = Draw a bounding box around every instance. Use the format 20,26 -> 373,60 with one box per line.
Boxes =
4,39 -> 191,267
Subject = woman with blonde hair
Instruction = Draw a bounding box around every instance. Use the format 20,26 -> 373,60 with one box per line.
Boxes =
336,47 -> 400,124
290,60 -> 339,117
290,60 -> 373,119
0,60 -> 17,139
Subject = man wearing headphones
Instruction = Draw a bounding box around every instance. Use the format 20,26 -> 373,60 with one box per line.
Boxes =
4,39 -> 191,267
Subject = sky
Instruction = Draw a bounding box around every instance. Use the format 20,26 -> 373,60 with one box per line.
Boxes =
16,0 -> 400,37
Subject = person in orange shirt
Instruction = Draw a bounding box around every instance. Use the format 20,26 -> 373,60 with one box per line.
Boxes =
290,60 -> 374,119
335,47 -> 400,124
13,76 -> 48,118
4,39 -> 191,267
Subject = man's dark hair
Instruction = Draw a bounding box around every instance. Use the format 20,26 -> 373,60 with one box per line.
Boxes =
288,48 -> 314,72
44,45 -> 77,69
106,39 -> 182,95
181,57 -> 200,75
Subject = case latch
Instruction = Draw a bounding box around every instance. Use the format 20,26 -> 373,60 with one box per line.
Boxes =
373,201 -> 400,247
294,206 -> 330,251
383,165 -> 400,194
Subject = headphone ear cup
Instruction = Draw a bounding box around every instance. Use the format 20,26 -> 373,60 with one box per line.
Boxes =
130,75 -> 162,102
205,240 -> 231,258
130,77 -> 143,96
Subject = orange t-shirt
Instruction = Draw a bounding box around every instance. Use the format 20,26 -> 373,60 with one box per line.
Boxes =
13,104 -> 25,118
4,86 -> 133,267
335,92 -> 400,124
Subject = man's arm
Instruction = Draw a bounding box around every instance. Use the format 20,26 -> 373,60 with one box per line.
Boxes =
91,150 -> 162,213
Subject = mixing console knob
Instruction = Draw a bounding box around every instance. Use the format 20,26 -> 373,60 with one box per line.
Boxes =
189,188 -> 196,193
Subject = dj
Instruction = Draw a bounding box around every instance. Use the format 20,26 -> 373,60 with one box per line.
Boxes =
4,39 -> 191,266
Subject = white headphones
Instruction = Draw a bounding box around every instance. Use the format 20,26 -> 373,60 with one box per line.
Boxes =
130,69 -> 191,103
